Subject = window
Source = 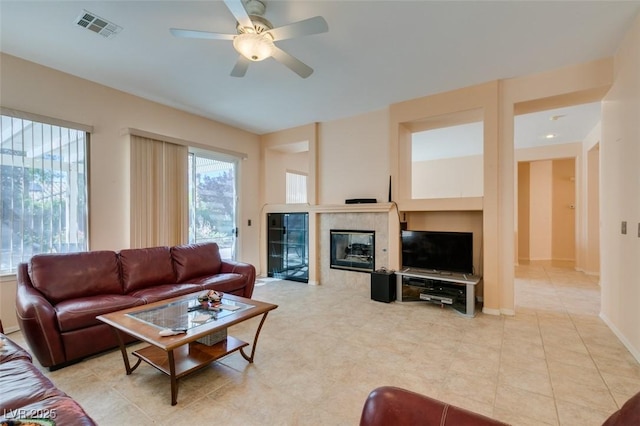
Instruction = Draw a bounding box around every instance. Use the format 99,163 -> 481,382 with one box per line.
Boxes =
0,114 -> 88,274
188,151 -> 238,260
286,171 -> 307,204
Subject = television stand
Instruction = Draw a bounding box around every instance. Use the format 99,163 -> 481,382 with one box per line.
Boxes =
396,269 -> 481,317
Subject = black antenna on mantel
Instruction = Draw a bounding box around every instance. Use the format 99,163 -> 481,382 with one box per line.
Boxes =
388,175 -> 392,202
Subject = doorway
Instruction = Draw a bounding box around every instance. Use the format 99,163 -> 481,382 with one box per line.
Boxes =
517,158 -> 576,265
514,101 -> 602,273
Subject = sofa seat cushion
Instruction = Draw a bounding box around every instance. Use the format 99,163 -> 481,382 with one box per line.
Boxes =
0,359 -> 65,411
29,251 -> 122,304
190,273 -> 247,294
120,246 -> 176,293
56,295 -> 144,332
172,242 -> 222,282
128,283 -> 202,304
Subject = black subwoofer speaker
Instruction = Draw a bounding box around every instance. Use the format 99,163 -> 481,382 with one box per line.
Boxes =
371,271 -> 396,303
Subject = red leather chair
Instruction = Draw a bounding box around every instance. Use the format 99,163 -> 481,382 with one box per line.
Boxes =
360,387 -> 508,426
360,386 -> 640,426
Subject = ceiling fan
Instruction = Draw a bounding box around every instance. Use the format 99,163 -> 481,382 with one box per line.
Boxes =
170,0 -> 328,78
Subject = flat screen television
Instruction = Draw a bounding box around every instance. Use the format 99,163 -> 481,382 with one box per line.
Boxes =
401,230 -> 473,274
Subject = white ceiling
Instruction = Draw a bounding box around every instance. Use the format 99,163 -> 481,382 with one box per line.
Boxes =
1,1 -> 638,136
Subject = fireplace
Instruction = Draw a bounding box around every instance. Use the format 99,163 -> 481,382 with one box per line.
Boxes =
330,229 -> 375,273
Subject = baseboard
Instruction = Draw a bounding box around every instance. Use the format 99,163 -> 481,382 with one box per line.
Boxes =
3,325 -> 20,334
600,312 -> 640,364
481,307 -> 515,316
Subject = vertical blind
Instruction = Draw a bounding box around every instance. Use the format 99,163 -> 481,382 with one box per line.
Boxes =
0,113 -> 88,274
286,171 -> 307,204
130,135 -> 188,248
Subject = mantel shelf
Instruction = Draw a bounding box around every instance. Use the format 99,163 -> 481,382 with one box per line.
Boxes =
312,203 -> 395,213
263,203 -> 396,214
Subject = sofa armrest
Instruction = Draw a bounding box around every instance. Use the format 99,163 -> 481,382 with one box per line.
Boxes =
220,260 -> 256,298
360,386 -> 508,426
15,263 -> 66,368
602,390 -> 640,425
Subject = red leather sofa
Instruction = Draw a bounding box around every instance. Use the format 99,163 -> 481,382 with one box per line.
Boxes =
359,386 -> 640,426
0,325 -> 97,425
15,242 -> 256,370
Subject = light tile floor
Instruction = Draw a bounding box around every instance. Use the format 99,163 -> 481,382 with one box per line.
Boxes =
8,264 -> 640,425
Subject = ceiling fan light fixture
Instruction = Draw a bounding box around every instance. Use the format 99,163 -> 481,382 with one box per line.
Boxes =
233,33 -> 274,61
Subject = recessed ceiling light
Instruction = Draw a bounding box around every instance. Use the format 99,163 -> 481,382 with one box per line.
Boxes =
545,133 -> 557,139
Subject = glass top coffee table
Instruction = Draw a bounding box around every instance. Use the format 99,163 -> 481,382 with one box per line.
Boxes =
97,292 -> 277,405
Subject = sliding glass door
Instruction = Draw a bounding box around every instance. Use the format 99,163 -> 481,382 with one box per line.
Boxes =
188,151 -> 238,260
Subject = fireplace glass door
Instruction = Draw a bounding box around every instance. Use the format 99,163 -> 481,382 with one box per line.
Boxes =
330,230 -> 375,273
267,213 -> 309,282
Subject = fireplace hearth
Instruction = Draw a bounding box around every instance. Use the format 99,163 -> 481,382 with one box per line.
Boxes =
330,229 -> 375,273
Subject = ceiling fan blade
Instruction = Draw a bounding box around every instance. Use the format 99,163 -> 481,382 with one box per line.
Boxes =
170,28 -> 235,41
230,55 -> 251,77
271,46 -> 313,78
223,0 -> 254,31
267,16 -> 328,41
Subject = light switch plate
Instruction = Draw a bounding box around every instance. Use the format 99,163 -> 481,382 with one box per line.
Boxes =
622,221 -> 627,234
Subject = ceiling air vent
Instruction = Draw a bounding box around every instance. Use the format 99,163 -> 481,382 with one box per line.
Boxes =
75,10 -> 122,38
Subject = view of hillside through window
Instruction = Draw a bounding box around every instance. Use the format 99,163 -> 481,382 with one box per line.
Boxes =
188,152 -> 237,260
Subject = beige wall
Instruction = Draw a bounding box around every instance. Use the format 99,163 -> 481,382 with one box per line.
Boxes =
585,139 -> 601,275
263,150 -> 309,204
0,53 -> 261,331
600,14 -> 640,360
412,155 -> 483,199
575,123 -> 602,275
317,108 -> 391,205
261,123 -> 317,206
529,161 -> 553,260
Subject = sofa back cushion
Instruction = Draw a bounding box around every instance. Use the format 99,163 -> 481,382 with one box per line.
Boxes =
171,242 -> 222,282
120,246 -> 176,293
29,251 -> 121,304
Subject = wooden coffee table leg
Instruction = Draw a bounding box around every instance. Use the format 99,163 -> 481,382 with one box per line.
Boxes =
111,328 -> 141,374
168,350 -> 178,406
240,311 -> 270,363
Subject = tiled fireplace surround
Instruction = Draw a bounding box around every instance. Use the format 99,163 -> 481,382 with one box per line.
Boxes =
319,211 -> 390,289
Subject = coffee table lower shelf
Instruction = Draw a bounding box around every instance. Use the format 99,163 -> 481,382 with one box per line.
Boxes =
132,336 -> 248,379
